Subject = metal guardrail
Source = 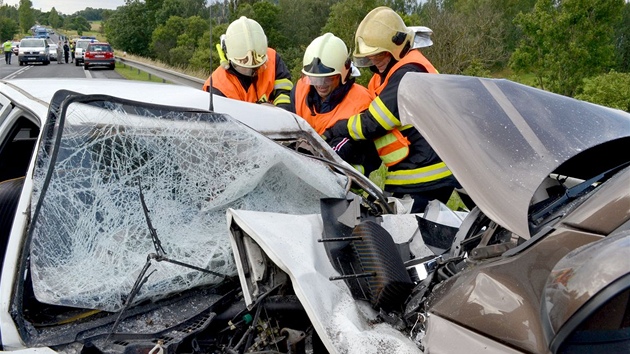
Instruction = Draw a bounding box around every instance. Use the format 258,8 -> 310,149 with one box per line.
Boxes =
115,57 -> 206,90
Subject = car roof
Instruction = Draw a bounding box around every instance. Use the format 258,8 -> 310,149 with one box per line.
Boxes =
0,78 -> 308,137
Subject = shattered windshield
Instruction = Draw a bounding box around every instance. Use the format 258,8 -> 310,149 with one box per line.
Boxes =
29,93 -> 346,312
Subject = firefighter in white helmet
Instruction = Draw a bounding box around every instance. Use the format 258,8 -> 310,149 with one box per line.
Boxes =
289,33 -> 380,176
203,16 -> 293,109
323,6 -> 459,213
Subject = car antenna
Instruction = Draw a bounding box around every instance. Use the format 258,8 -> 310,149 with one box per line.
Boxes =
208,2 -> 214,112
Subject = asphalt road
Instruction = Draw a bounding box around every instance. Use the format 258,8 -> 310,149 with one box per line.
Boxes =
0,34 -> 123,81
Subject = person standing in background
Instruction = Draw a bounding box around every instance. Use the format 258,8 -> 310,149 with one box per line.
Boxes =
56,41 -> 64,64
3,39 -> 13,64
63,41 -> 70,64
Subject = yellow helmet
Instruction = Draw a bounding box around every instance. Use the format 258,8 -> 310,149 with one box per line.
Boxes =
224,16 -> 268,68
302,33 -> 351,84
353,6 -> 413,67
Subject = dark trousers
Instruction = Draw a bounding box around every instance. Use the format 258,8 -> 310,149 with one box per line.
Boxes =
64,51 -> 69,63
4,51 -> 11,64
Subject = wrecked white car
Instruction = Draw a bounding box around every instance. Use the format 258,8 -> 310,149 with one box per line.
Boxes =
0,75 -> 629,354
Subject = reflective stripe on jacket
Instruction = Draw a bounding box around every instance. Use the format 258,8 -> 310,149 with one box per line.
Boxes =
294,77 -> 372,135
360,50 -> 438,168
368,50 -> 452,187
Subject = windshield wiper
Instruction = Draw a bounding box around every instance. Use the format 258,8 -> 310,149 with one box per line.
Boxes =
105,177 -> 228,345
530,161 -> 630,225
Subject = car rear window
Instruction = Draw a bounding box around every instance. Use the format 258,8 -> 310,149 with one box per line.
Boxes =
88,44 -> 112,52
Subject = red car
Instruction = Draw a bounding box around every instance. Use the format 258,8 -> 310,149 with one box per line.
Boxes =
83,42 -> 115,70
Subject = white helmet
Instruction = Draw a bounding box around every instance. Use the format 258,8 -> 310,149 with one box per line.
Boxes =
223,16 -> 268,68
353,7 -> 414,67
302,33 -> 352,84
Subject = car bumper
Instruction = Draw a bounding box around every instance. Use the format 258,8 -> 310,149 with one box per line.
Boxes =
84,59 -> 115,67
19,55 -> 47,62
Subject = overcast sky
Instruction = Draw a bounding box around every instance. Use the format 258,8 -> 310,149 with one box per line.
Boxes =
4,0 -> 126,15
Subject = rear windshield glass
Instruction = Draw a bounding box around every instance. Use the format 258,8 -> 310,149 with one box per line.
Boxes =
88,44 -> 112,52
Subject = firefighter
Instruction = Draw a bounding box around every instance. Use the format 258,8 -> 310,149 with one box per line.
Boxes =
203,16 -> 293,110
324,6 -> 459,213
290,33 -> 380,176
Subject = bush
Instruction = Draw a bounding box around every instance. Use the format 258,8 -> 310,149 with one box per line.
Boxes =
575,71 -> 630,112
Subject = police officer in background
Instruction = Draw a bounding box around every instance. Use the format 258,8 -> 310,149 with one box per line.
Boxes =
324,6 -> 459,213
203,16 -> 293,110
290,33 -> 381,177
3,39 -> 13,64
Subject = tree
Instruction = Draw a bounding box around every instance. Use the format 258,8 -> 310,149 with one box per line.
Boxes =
575,71 -> 630,111
322,0 -> 380,50
418,0 -> 510,74
105,0 -> 154,56
69,16 -> 91,35
151,16 -> 187,63
0,17 -> 19,41
615,3 -> 630,72
511,0 -> 625,97
49,7 -> 63,28
18,0 -> 35,33
154,0 -> 207,25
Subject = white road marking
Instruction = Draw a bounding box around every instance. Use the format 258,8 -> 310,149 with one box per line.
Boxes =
84,68 -> 93,79
3,65 -> 31,80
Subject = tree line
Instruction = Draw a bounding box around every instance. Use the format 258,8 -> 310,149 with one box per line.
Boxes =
1,0 -> 628,110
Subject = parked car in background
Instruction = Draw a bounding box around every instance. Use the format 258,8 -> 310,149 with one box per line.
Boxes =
11,41 -> 19,56
74,38 -> 95,66
48,43 -> 57,61
83,42 -> 114,70
17,37 -> 49,65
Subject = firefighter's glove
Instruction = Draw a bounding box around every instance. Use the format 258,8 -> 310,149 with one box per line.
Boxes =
329,119 -> 350,139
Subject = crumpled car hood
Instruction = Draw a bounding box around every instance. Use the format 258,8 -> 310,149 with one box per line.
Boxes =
398,73 -> 630,238
28,93 -> 347,312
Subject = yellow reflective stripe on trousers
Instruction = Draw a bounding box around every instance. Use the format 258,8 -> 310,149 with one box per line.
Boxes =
368,96 -> 399,130
274,78 -> 293,91
273,93 -> 290,105
384,162 -> 453,185
348,114 -> 365,140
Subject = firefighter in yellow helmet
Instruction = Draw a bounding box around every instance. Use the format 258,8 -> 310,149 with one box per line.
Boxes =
203,16 -> 293,110
324,6 -> 459,213
289,33 -> 381,176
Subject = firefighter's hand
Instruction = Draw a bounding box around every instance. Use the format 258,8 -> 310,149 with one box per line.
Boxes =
328,119 -> 349,139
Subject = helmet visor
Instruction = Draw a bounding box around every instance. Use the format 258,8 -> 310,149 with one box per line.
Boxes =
231,50 -> 266,68
306,75 -> 337,86
303,57 -> 335,75
353,56 -> 374,68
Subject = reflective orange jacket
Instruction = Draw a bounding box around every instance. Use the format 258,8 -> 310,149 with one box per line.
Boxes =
203,48 -> 277,104
294,77 -> 373,135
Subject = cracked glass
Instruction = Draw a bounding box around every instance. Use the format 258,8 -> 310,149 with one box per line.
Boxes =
29,94 -> 346,312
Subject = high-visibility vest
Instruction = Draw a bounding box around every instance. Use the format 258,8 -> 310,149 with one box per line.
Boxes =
294,77 -> 373,135
203,48 -> 292,106
369,50 -> 438,167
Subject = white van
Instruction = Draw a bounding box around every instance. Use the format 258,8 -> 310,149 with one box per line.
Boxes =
74,38 -> 95,66
18,38 -> 50,65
